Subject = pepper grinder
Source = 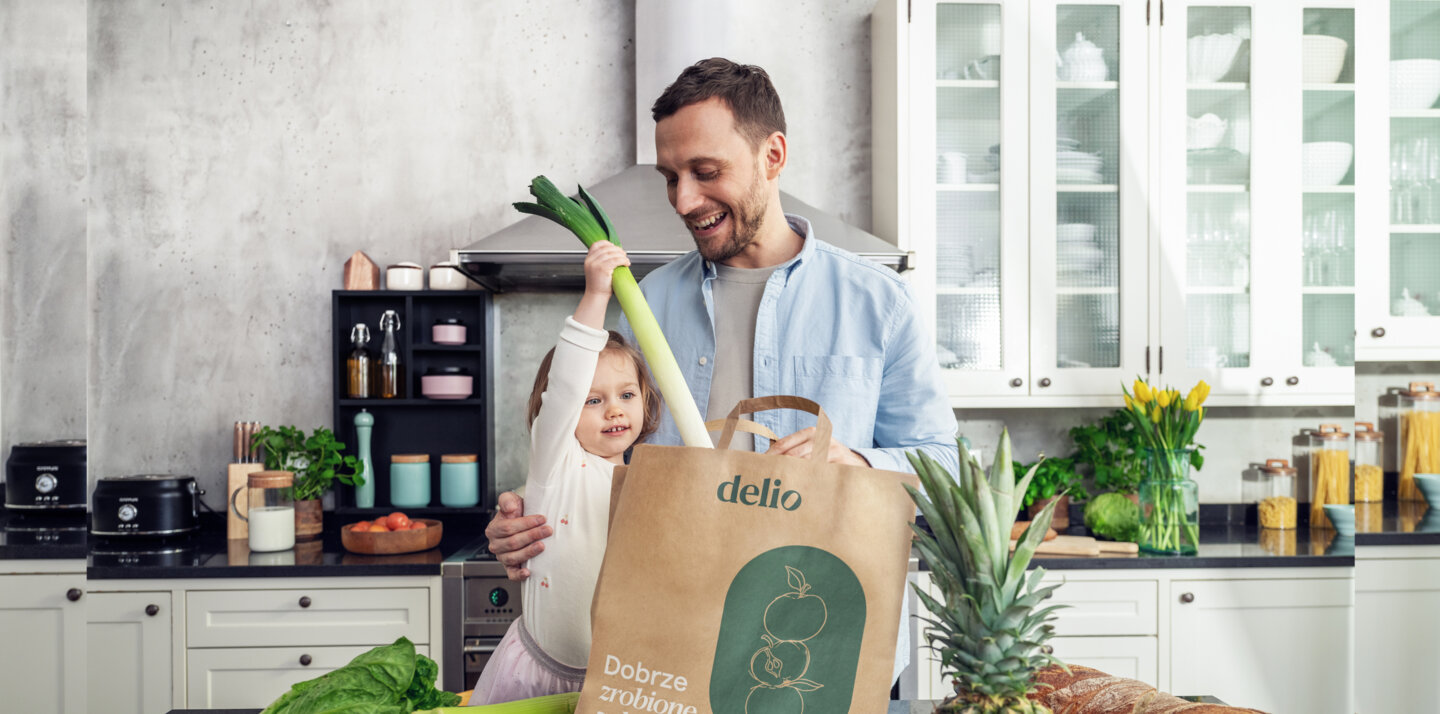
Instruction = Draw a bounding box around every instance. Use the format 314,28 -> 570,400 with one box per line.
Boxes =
354,410 -> 375,508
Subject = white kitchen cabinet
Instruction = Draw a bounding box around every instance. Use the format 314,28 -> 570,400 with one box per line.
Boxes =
186,644 -> 433,709
86,590 -> 174,714
185,586 -> 430,648
1047,635 -> 1158,684
908,566 -> 1353,706
84,574 -> 443,710
1355,0 -> 1440,360
1158,0 -> 1358,403
1169,576 -> 1353,714
1354,544 -> 1440,714
873,0 -> 1359,407
0,565 -> 87,714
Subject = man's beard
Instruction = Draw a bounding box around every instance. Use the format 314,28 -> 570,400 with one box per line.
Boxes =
688,167 -> 770,263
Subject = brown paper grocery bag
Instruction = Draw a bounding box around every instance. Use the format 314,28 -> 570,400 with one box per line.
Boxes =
581,396 -> 920,714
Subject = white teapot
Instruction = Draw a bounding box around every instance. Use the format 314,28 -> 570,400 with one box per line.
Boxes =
1304,343 -> 1338,368
1060,32 -> 1107,82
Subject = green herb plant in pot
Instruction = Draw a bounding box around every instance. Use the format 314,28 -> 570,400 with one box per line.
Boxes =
1070,410 -> 1147,502
251,425 -> 365,539
1012,455 -> 1087,531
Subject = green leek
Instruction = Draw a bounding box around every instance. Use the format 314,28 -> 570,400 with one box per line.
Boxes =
418,691 -> 580,713
515,176 -> 712,448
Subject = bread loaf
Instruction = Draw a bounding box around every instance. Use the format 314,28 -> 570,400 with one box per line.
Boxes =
1027,664 -> 1269,714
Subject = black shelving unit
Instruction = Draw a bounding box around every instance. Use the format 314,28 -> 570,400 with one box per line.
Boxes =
331,290 -> 496,518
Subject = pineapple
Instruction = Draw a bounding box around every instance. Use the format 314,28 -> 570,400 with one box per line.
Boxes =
905,430 -> 1066,714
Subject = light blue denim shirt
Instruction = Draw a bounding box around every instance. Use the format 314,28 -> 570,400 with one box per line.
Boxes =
619,214 -> 960,476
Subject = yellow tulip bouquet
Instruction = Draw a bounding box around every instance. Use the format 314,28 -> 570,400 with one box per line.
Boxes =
1119,378 -> 1211,554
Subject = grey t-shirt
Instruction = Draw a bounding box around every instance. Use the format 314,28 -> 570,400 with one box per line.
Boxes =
706,263 -> 778,451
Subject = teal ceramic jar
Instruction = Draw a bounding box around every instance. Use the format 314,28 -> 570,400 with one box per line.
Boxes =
390,454 -> 431,508
440,453 -> 480,507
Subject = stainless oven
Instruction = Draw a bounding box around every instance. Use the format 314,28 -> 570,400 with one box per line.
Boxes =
441,535 -> 522,693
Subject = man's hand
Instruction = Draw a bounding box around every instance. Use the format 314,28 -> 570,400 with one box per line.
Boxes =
768,427 -> 871,466
485,491 -> 553,581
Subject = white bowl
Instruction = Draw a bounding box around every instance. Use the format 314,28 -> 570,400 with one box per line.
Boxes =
1056,223 -> 1097,244
1302,142 -> 1353,186
1188,33 -> 1243,83
1302,35 -> 1348,84
1187,114 -> 1228,150
1391,59 -> 1440,110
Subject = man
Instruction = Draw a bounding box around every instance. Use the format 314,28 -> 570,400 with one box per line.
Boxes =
487,57 -> 959,682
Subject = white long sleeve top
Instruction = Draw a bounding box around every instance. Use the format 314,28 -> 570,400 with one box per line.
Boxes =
520,317 -> 617,669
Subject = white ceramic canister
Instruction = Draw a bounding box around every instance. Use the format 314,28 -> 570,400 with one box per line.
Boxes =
386,262 -> 424,290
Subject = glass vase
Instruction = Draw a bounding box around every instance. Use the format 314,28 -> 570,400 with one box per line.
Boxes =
1139,448 -> 1200,555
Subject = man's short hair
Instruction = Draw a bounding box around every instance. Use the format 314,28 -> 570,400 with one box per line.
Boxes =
651,58 -> 786,150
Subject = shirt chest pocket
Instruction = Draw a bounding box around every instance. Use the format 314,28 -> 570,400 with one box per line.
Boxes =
790,356 -> 883,441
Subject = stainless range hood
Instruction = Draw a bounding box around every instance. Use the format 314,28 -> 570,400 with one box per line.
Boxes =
454,165 -> 911,292
452,0 -> 911,292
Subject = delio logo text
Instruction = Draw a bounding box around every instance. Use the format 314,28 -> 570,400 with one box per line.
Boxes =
716,475 -> 802,511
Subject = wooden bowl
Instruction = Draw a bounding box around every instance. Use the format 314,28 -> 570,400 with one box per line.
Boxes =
341,519 -> 443,555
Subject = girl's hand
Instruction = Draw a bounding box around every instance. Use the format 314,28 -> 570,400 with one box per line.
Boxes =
584,240 -> 631,298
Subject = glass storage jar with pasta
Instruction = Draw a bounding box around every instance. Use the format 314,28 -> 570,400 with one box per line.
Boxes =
1258,459 -> 1298,530
1310,424 -> 1351,529
1353,422 -> 1384,503
1397,382 -> 1440,502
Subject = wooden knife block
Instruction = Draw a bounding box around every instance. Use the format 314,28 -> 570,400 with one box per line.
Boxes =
226,463 -> 265,540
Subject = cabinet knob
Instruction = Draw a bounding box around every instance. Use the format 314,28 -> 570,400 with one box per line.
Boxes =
1180,592 -> 1195,604
1286,376 -> 1299,386
1041,645 -> 1054,655
145,604 -> 159,617
66,588 -> 83,602
1039,378 -> 1052,388
299,596 -> 312,608
1010,378 -> 1023,388
1260,377 -> 1274,387
1371,327 -> 1386,338
299,654 -> 313,666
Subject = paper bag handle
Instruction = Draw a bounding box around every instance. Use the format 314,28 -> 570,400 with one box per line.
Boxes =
704,419 -> 780,448
717,396 -> 832,462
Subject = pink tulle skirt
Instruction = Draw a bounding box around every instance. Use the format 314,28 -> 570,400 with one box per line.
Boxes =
471,618 -> 586,706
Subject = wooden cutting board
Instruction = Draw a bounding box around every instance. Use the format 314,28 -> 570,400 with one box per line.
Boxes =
1012,535 -> 1139,556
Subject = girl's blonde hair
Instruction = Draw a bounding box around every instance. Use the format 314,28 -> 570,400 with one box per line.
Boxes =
527,330 -> 661,443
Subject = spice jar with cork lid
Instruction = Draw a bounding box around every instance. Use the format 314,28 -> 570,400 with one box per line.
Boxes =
1397,381 -> 1440,502
1310,424 -> 1351,529
390,454 -> 431,508
1258,459 -> 1298,530
1353,422 -> 1384,503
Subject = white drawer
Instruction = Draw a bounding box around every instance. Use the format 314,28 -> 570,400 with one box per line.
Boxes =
187,587 -> 429,648
1044,578 -> 1158,636
186,644 -> 430,709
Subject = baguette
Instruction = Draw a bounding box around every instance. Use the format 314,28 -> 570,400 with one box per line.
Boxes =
1028,664 -> 1269,714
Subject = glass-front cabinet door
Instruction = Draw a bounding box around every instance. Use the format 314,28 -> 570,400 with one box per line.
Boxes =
1356,0 -> 1440,359
1162,0 -> 1355,402
1028,0 -> 1148,398
907,0 -> 1031,399
1159,1 -> 1263,398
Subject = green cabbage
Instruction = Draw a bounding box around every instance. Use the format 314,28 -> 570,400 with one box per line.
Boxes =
1083,493 -> 1140,542
261,637 -> 460,714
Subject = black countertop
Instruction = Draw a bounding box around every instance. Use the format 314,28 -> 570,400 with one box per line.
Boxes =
10,499 -> 1440,578
0,510 -> 489,578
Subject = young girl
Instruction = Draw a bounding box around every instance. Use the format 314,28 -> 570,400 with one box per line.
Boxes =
473,240 -> 660,704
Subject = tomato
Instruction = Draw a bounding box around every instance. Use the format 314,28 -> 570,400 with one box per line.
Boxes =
367,522 -> 391,533
406,521 -> 427,530
386,512 -> 412,530
351,521 -> 372,532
